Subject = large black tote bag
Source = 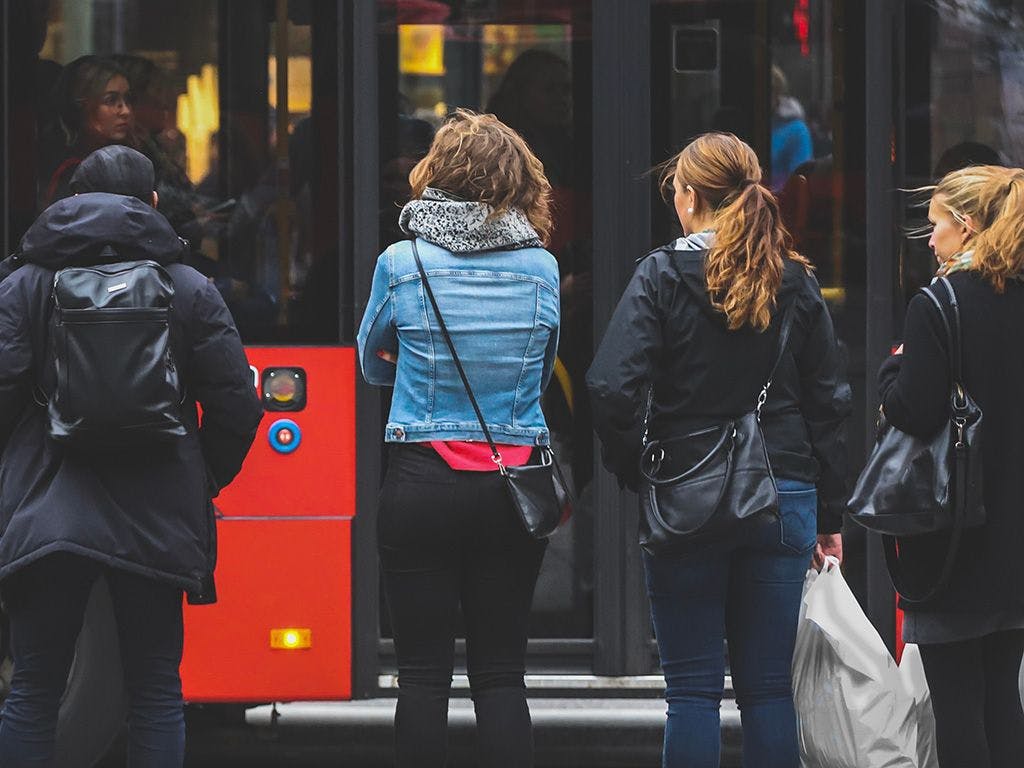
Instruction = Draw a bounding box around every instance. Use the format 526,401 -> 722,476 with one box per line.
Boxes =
848,277 -> 984,603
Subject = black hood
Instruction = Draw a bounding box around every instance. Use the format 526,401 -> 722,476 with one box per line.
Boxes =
17,192 -> 185,270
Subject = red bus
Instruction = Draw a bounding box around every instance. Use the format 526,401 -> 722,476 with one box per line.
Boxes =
1,1 -> 999,764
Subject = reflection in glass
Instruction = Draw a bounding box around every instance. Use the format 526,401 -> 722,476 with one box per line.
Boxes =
11,0 -> 339,344
377,1 -> 594,640
900,0 -> 1024,305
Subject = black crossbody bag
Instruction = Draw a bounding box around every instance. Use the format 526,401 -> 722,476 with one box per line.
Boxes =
638,303 -> 795,556
411,240 -> 573,539
848,276 -> 984,604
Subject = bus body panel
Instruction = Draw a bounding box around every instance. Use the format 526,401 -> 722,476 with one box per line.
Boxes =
181,346 -> 356,701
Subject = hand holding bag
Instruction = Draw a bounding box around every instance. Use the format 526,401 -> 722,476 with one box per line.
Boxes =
411,240 -> 573,539
848,276 -> 984,603
638,303 -> 795,556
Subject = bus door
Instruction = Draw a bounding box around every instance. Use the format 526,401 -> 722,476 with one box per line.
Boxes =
173,1 -> 354,702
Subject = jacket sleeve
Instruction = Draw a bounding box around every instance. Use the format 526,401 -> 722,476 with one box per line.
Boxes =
586,256 -> 663,490
879,291 -> 950,437
189,281 -> 263,495
794,287 -> 852,533
0,276 -> 32,452
356,252 -> 398,386
540,270 -> 561,392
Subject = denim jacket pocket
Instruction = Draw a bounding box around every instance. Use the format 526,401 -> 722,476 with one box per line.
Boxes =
777,486 -> 817,554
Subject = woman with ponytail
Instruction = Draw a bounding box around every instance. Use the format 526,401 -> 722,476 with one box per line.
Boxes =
879,165 -> 1024,767
587,133 -> 849,768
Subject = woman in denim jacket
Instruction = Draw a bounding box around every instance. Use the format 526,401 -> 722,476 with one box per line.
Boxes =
357,110 -> 559,768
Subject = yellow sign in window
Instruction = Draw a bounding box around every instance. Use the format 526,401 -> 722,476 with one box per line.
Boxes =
399,25 -> 446,76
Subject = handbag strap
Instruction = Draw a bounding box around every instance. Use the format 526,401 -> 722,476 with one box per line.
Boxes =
921,277 -> 966,397
756,300 -> 797,417
411,239 -> 507,469
891,277 -> 969,605
642,299 -> 796,447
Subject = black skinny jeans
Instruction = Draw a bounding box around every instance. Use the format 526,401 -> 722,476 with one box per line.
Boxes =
918,629 -> 1024,768
377,444 -> 547,768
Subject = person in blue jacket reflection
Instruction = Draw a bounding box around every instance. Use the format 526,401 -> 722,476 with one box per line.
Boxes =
770,65 -> 813,192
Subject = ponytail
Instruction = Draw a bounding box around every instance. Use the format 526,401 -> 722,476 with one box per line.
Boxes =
670,132 -> 812,332
970,170 -> 1024,292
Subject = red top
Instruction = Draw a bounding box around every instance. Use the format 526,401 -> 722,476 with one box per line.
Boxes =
430,441 -> 533,472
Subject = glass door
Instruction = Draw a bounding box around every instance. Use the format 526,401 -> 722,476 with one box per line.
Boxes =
371,0 -> 596,673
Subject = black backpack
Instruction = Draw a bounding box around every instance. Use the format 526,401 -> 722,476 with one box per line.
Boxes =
42,257 -> 187,447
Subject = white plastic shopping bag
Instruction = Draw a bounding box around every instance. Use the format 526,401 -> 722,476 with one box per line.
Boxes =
898,643 -> 938,768
792,557 -> 928,767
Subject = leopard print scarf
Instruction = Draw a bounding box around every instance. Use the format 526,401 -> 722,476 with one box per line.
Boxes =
399,187 -> 543,253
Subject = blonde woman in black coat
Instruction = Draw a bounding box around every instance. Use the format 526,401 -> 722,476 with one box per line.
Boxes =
880,164 -> 1024,767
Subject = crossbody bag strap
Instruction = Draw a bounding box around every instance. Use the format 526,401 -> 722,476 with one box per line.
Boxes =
411,239 -> 505,468
754,300 -> 797,418
643,297 -> 797,446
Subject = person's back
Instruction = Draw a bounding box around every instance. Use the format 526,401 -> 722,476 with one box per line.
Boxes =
0,146 -> 262,768
364,236 -> 558,444
357,110 -> 559,768
587,132 -> 848,768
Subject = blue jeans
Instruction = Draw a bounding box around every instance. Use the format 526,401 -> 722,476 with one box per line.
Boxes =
643,479 -> 817,768
0,553 -> 185,767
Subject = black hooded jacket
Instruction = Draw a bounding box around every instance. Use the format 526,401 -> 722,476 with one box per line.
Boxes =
0,193 -> 262,594
586,238 -> 850,533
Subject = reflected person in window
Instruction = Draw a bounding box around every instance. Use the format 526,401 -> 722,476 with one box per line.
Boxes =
39,56 -> 135,207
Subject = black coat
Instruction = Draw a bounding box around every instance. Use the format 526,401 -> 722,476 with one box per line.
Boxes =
880,271 -> 1024,613
0,193 -> 263,596
586,243 -> 850,533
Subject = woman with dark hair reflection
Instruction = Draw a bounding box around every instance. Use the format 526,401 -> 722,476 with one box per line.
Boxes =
39,56 -> 134,207
488,49 -> 594,506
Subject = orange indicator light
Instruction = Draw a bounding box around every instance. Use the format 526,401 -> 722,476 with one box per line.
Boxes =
270,627 -> 312,650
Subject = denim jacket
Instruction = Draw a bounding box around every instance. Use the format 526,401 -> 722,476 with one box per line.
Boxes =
357,238 -> 560,445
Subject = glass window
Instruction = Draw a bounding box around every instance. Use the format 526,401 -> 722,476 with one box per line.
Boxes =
900,0 -> 1024,303
376,0 -> 595,640
5,0 -> 339,343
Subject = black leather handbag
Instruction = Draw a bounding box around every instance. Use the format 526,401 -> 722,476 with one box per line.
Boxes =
411,241 -> 573,539
637,304 -> 795,557
848,276 -> 984,603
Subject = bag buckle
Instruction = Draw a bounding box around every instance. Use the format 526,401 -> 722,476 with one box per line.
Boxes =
954,416 -> 967,448
491,452 -> 509,475
755,384 -> 770,420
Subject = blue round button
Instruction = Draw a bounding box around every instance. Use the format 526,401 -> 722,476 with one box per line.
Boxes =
268,419 -> 302,454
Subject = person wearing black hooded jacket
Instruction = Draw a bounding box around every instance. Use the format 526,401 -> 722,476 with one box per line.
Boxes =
0,146 -> 262,767
587,134 -> 848,768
